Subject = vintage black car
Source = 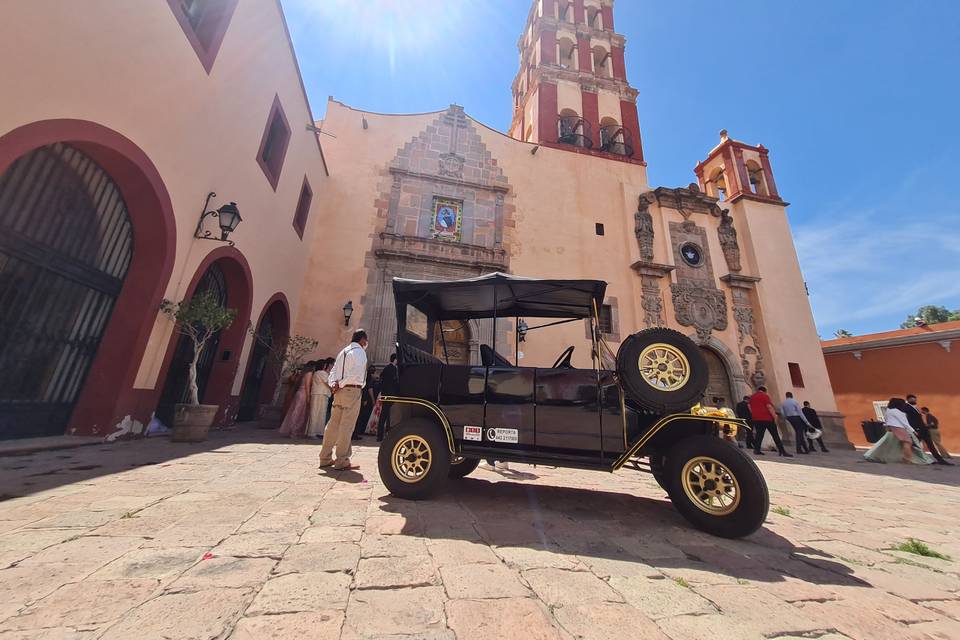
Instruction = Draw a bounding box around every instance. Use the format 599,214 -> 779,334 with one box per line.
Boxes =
378,273 -> 768,538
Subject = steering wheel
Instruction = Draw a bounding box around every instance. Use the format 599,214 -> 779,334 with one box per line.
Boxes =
552,345 -> 576,369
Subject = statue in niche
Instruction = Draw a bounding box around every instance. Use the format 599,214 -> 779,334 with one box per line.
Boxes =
718,210 -> 742,272
635,193 -> 655,263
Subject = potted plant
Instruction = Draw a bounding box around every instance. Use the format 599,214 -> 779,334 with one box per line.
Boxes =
248,329 -> 318,425
160,290 -> 237,442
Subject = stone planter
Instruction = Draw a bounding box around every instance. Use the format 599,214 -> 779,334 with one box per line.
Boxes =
171,404 -> 218,442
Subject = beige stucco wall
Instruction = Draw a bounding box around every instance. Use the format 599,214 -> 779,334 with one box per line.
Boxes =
0,0 -> 328,396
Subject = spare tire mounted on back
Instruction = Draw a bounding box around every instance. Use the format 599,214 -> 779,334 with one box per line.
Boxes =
616,328 -> 709,413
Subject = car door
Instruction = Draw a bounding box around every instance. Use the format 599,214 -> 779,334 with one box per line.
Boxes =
535,368 -> 603,460
483,366 -> 536,452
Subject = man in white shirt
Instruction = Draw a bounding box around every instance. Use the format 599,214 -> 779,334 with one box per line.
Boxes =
318,330 -> 369,470
781,392 -> 813,454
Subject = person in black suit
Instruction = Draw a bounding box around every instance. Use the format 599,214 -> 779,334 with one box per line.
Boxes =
376,353 -> 399,442
905,394 -> 952,465
735,395 -> 754,450
802,401 -> 829,452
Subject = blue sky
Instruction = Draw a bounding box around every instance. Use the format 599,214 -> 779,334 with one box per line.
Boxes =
281,0 -> 960,337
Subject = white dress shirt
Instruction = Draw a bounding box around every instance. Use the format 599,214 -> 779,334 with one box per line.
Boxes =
328,342 -> 368,388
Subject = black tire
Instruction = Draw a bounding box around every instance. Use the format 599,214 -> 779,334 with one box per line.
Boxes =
648,453 -> 667,491
663,435 -> 769,538
378,419 -> 451,500
616,328 -> 708,413
449,457 -> 481,479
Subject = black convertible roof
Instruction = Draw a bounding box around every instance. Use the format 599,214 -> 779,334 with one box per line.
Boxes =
393,273 -> 607,320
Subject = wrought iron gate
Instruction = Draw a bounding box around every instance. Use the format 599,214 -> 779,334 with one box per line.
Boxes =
0,143 -> 134,439
237,311 -> 274,421
155,263 -> 228,426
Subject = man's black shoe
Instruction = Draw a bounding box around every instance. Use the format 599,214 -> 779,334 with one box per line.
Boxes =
754,451 -> 765,456
780,452 -> 794,457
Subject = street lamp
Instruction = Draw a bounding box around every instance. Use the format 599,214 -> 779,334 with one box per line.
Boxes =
194,192 -> 242,246
343,301 -> 354,326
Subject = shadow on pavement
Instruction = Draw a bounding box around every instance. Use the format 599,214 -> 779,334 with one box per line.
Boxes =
376,476 -> 865,590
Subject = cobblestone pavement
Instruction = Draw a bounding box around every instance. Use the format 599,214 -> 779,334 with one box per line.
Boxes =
0,428 -> 958,640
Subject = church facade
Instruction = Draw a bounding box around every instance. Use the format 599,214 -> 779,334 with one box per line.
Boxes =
297,0 -> 849,446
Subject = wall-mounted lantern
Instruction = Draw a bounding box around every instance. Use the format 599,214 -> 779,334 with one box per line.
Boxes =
194,192 -> 242,246
343,301 -> 354,326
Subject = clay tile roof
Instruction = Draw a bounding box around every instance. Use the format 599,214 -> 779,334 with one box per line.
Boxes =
822,320 -> 960,350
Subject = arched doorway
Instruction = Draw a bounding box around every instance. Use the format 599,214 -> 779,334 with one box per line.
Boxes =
700,346 -> 736,409
0,143 -> 133,439
238,295 -> 290,422
433,320 -> 471,365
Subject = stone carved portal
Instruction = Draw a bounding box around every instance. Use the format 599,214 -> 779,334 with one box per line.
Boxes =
361,105 -> 515,365
669,221 -> 728,343
701,347 -> 736,408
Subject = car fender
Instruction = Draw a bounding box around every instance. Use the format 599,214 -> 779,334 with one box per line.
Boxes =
613,414 -> 748,470
379,395 -> 457,454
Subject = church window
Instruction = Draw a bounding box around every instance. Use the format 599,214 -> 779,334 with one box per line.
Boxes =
599,305 -> 614,334
592,46 -> 611,78
679,242 -> 705,268
708,169 -> 727,200
167,0 -> 239,73
257,95 -> 291,190
558,38 -> 577,70
587,6 -> 603,29
746,161 -> 768,197
788,362 -> 805,388
292,176 -> 313,239
595,223 -> 605,236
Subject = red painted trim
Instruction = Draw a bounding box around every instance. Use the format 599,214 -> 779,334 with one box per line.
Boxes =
539,141 -> 647,166
619,100 -> 644,163
733,146 -> 752,199
611,46 -> 627,82
153,247 -> 254,427
601,5 -> 614,31
166,0 -> 239,75
759,148 -> 781,199
540,29 -> 557,65
581,91 -> 600,145
240,292 -> 291,409
573,0 -> 586,24
723,145 -> 743,197
256,94 -> 292,192
292,175 -> 313,239
538,83 -> 559,143
0,119 -> 177,437
577,37 -> 592,73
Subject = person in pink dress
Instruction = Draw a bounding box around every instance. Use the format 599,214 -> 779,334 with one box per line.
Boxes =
278,363 -> 314,438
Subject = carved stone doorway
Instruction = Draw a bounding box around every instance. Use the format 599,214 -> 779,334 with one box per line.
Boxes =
434,320 -> 471,365
700,346 -> 735,409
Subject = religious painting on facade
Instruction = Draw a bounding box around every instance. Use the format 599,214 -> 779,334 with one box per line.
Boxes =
431,197 -> 463,242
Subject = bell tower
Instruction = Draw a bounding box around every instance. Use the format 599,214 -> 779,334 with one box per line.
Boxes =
509,0 -> 643,163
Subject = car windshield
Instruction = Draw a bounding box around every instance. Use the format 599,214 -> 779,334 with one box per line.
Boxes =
393,273 -> 614,369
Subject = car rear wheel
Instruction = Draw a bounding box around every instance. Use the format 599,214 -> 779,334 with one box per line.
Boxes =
449,456 -> 481,479
663,435 -> 769,538
648,453 -> 667,491
616,328 -> 708,413
378,419 -> 451,500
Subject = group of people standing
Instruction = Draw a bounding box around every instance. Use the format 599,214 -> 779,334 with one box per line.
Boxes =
866,394 -> 953,465
734,386 -> 829,457
276,330 -> 399,471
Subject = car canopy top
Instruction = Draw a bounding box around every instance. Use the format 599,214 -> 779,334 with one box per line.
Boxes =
393,272 -> 607,321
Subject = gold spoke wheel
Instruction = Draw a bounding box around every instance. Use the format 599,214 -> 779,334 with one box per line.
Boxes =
681,456 -> 741,516
638,343 -> 690,391
391,434 -> 433,484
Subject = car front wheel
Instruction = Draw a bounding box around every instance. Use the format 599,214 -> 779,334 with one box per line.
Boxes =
378,419 -> 451,500
449,456 -> 481,479
663,435 -> 769,538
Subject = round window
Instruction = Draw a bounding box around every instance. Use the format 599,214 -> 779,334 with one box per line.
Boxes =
679,242 -> 704,267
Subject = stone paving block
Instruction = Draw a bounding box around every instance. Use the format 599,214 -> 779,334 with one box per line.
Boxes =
247,572 -> 351,615
23,510 -> 126,530
909,618 -> 960,640
441,562 -> 532,599
211,531 -> 296,558
1,579 -> 158,631
230,611 -> 344,640
553,602 -> 670,640
446,598 -> 563,640
920,599 -> 960,621
365,514 -> 419,535
344,586 -> 449,638
0,528 -> 84,552
88,546 -> 201,581
299,525 -> 362,543
140,524 -> 237,548
494,544 -> 584,570
91,515 -> 171,538
576,554 -> 661,580
653,613 -> 760,640
522,567 -> 623,607
428,539 -> 500,567
828,585 -> 944,624
19,535 -> 143,568
168,556 -> 275,591
798,600 -> 931,640
98,587 -> 251,640
607,575 -> 717,619
275,542 -> 360,574
0,628 -> 99,639
354,555 -> 439,589
690,584 -> 822,636
360,532 -> 428,558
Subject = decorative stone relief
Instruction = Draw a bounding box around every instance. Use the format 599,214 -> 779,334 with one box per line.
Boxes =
635,193 -> 655,263
640,278 -> 664,327
438,152 -> 465,179
670,282 -> 728,343
718,210 -> 742,272
725,275 -> 766,389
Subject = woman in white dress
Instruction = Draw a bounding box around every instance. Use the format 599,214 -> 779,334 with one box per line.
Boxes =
306,358 -> 333,439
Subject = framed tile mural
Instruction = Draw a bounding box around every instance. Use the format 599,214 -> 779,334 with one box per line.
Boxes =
431,197 -> 463,242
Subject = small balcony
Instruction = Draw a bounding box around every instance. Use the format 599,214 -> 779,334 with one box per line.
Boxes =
557,116 -> 593,149
599,125 -> 635,158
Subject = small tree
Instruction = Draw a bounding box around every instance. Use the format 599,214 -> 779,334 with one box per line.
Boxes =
833,329 -> 853,338
161,290 -> 237,406
900,305 -> 960,329
248,327 -> 318,404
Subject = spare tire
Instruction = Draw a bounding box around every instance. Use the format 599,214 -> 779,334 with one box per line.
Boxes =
616,328 -> 708,413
